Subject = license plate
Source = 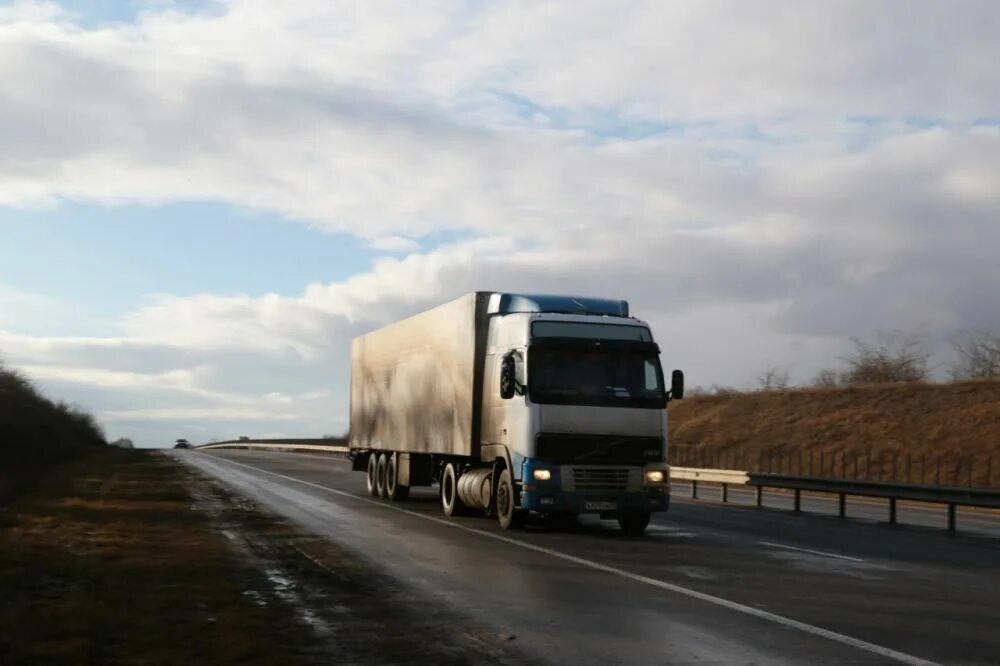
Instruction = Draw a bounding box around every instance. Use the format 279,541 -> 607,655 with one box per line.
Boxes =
585,501 -> 617,511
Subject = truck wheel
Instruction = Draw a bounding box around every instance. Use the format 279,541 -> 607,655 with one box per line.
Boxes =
366,454 -> 379,497
376,453 -> 389,499
385,454 -> 410,502
440,463 -> 465,516
617,511 -> 651,535
496,468 -> 525,530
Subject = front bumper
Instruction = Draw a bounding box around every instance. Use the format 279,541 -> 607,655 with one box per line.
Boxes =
520,487 -> 670,514
519,459 -> 670,515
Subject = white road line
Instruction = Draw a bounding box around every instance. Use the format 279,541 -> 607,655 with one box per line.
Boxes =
756,541 -> 865,563
191,452 -> 940,666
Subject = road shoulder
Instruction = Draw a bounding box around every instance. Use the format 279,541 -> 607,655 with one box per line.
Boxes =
0,449 -> 530,665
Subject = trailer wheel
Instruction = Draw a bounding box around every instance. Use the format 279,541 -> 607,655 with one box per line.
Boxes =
376,453 -> 389,499
617,511 -> 651,535
366,454 -> 379,497
385,453 -> 410,502
496,468 -> 525,530
440,463 -> 465,516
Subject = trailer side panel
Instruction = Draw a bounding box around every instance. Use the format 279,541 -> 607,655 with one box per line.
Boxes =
350,293 -> 486,457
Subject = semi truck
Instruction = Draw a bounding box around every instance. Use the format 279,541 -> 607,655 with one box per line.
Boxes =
348,292 -> 684,533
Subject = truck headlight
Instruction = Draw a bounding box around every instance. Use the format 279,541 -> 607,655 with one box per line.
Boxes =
533,469 -> 552,481
645,470 -> 666,484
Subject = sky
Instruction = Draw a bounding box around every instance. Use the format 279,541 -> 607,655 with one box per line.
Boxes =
1,0 -> 998,447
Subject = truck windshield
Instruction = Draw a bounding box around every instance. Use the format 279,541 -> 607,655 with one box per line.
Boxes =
528,347 -> 666,408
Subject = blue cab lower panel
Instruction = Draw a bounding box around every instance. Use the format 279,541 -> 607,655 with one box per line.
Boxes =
519,457 -> 669,515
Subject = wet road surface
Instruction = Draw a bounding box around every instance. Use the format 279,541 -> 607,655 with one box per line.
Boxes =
176,449 -> 1000,665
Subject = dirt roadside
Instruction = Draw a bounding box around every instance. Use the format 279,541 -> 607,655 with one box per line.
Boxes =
0,449 -> 532,665
670,379 -> 1000,486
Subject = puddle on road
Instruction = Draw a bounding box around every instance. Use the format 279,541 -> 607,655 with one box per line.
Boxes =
262,566 -> 334,637
241,589 -> 268,608
672,566 -> 718,580
646,525 -> 699,538
763,550 -> 893,580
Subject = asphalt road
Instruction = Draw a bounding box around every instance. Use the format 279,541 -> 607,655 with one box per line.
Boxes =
177,449 -> 1000,665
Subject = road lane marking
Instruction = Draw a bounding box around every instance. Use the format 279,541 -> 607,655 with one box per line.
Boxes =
191,452 -> 941,666
756,541 -> 865,562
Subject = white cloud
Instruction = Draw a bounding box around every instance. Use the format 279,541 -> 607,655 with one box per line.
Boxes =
1,1 -> 999,445
368,235 -> 421,253
101,407 -> 298,422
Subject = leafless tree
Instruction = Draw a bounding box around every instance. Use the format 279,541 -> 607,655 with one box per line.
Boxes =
840,330 -> 929,385
950,329 -> 1000,380
756,365 -> 790,391
813,368 -> 840,387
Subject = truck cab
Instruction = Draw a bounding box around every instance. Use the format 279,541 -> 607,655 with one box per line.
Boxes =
480,293 -> 683,532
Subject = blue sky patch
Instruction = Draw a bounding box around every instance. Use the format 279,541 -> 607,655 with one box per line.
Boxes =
32,0 -> 224,27
0,201 -> 376,329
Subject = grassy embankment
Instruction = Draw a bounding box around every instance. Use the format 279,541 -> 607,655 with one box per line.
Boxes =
669,379 -> 1000,487
0,449 -> 323,664
0,361 -> 106,504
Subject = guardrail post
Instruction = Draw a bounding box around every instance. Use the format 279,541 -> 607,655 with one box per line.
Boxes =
793,488 -> 801,513
838,492 -> 846,518
722,483 -> 728,503
889,497 -> 897,525
755,486 -> 763,507
947,504 -> 956,532
692,480 -> 698,499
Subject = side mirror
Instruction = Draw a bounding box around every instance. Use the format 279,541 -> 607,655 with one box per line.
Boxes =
670,369 -> 684,400
500,355 -> 516,400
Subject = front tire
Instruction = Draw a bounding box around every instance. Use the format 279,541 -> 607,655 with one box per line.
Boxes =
496,468 -> 525,530
618,511 -> 651,535
385,453 -> 410,502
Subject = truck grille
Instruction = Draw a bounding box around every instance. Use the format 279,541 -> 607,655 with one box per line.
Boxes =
536,434 -> 662,465
572,467 -> 630,491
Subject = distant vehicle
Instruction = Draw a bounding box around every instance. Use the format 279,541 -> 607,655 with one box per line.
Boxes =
174,439 -> 191,449
238,436 -> 250,441
349,292 -> 684,534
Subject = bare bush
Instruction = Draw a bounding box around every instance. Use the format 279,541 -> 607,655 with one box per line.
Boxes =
756,365 -> 790,391
950,329 -> 1000,380
840,331 -> 929,385
1,359 -> 107,501
813,369 -> 840,387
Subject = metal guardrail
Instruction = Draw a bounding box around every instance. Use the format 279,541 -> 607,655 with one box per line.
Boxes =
195,439 -> 348,454
671,466 -> 1000,532
669,467 -> 749,503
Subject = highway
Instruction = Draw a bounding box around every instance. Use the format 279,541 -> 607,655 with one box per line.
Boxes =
179,449 -> 1000,665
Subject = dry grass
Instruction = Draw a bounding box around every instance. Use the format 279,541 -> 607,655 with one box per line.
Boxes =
0,448 -> 319,665
670,379 -> 1000,487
